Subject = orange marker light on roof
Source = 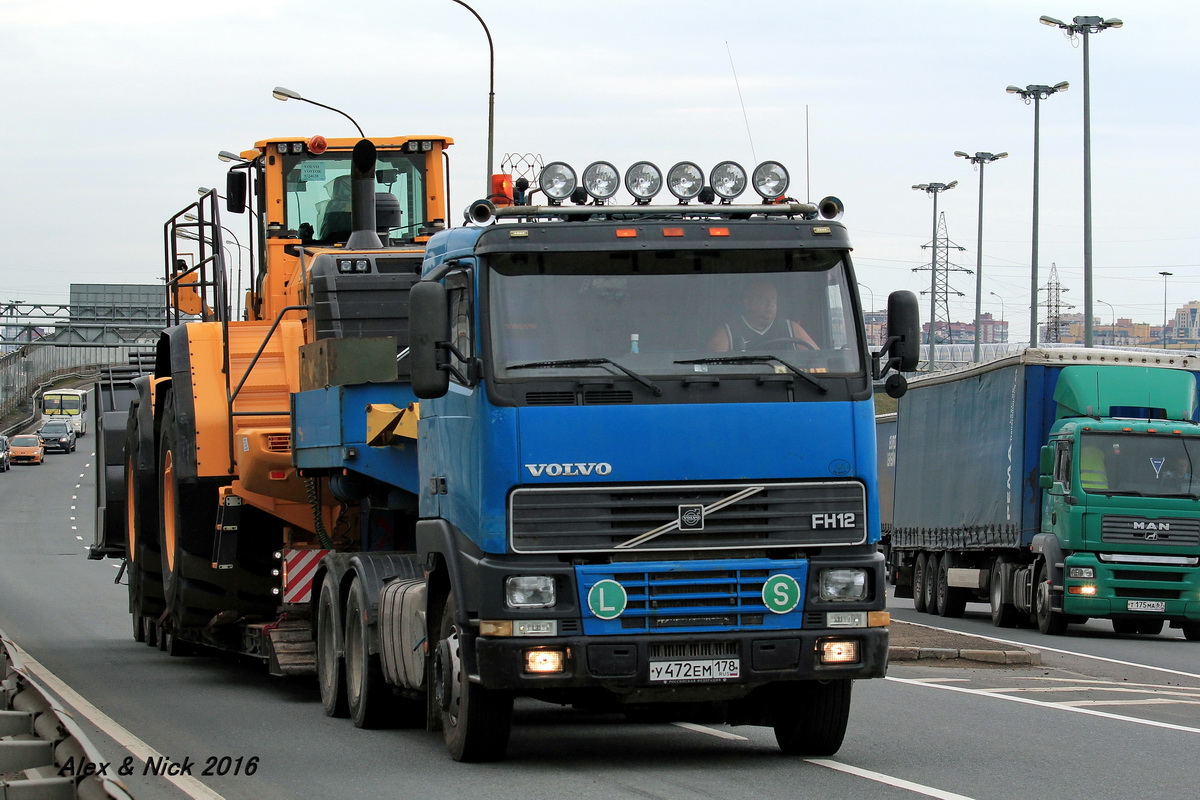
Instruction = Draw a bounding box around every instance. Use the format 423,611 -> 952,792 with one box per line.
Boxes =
709,227 -> 730,237
616,229 -> 638,238
308,135 -> 328,155
491,174 -> 514,207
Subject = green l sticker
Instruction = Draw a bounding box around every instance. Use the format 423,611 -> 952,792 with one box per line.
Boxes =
588,579 -> 627,620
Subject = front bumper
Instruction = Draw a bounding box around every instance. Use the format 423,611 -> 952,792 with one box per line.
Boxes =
473,627 -> 888,695
1062,553 -> 1200,621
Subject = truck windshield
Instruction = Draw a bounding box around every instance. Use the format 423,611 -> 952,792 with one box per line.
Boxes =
488,248 -> 864,380
1079,433 -> 1200,498
280,151 -> 427,244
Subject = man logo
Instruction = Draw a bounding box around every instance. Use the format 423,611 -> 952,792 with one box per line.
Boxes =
1144,532 -> 1160,541
679,504 -> 705,531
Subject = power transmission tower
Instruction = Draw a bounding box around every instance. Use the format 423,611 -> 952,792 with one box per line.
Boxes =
913,211 -> 970,346
1041,261 -> 1073,343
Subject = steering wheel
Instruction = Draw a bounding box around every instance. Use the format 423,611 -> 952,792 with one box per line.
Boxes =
757,337 -> 817,351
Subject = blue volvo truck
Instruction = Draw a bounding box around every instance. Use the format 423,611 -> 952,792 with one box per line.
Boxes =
291,159 -> 919,761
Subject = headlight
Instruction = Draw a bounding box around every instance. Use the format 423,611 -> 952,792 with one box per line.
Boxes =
708,161 -> 747,200
752,161 -> 790,199
582,161 -> 619,201
624,161 -> 663,202
506,576 -> 556,608
538,162 -> 577,202
1068,566 -> 1095,579
819,568 -> 869,601
666,161 -> 704,201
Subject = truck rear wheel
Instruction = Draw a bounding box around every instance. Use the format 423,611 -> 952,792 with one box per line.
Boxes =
912,552 -> 929,613
345,577 -> 396,728
924,553 -> 942,616
773,679 -> 852,756
434,594 -> 513,762
1034,562 -> 1068,635
317,578 -> 349,718
936,556 -> 966,618
989,560 -> 1020,628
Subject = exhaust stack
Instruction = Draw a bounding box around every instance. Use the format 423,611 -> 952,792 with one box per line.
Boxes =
346,139 -> 382,250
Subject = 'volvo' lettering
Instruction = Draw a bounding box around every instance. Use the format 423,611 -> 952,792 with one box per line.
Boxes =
525,462 -> 613,477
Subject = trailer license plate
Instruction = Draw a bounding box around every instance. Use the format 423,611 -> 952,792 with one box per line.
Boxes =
1126,600 -> 1166,612
649,658 -> 740,684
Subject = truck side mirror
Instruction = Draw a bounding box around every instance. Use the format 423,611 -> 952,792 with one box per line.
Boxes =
886,291 -> 920,371
410,281 -> 450,399
1039,474 -> 1053,490
226,171 -> 248,215
1039,445 -> 1053,476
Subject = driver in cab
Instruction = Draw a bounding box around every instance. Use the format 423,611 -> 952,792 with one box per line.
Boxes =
707,281 -> 818,352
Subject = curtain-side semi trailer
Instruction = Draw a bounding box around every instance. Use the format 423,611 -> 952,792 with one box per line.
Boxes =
879,348 -> 1200,639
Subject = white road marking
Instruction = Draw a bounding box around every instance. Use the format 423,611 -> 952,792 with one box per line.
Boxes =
5,639 -> 228,800
671,722 -> 748,740
673,723 -> 976,798
899,619 -> 1200,680
1060,698 -> 1200,708
888,676 -> 1200,734
806,759 -> 976,800
76,536 -> 83,540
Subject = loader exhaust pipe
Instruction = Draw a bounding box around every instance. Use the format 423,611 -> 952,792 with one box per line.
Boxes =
346,139 -> 383,250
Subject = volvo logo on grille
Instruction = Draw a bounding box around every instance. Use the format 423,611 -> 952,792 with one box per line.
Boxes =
679,504 -> 705,530
525,462 -> 612,477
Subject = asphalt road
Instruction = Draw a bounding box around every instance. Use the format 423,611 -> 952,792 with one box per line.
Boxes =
2,427 -> 1197,799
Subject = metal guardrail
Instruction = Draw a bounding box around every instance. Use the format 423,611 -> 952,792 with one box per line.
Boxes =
1,629 -> 135,799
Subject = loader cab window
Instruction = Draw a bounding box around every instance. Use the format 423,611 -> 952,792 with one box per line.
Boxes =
280,150 -> 427,245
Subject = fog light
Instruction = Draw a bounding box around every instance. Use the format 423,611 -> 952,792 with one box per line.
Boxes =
506,576 -> 556,608
1068,567 -> 1095,579
1068,585 -> 1097,596
525,649 -> 565,674
819,639 -> 859,665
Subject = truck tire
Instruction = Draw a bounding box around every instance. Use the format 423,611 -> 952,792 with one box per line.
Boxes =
989,560 -> 1020,628
317,578 -> 349,718
773,679 -> 852,756
1034,561 -> 1068,635
125,413 -> 164,643
912,552 -> 929,613
936,556 -> 967,618
924,553 -> 942,616
434,594 -> 513,762
345,577 -> 393,728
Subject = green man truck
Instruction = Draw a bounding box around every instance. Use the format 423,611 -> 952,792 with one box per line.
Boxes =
879,347 -> 1200,638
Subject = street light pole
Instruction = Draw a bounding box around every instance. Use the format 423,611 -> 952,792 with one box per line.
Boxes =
1040,15 -> 1123,347
450,0 -> 496,195
989,292 -> 1006,343
1096,298 -> 1115,344
1160,271 -> 1173,349
955,151 -> 1008,362
271,86 -> 364,137
1007,81 -> 1069,349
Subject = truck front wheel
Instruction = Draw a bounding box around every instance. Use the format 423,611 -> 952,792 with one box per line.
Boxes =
773,679 -> 852,756
1034,562 -> 1068,635
434,594 -> 513,762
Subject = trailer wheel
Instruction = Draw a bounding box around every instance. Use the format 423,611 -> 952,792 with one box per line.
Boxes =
434,594 -> 513,762
936,556 -> 967,618
1181,622 -> 1200,641
773,679 -> 852,756
317,579 -> 349,719
125,418 -> 164,643
989,560 -> 1020,628
1034,561 -> 1068,635
912,553 -> 929,613
924,553 -> 942,616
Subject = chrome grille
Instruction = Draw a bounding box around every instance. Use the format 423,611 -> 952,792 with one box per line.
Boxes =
511,481 -> 865,553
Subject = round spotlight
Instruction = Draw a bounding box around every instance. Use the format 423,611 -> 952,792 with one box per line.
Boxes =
538,162 -> 577,202
709,161 -> 747,200
624,161 -> 663,203
666,161 -> 704,201
582,161 -> 620,201
752,161 -> 790,199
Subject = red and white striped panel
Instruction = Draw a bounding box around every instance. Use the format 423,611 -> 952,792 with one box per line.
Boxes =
283,549 -> 331,604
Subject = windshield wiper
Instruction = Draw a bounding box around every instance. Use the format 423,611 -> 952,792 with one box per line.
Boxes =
507,358 -> 663,397
1091,490 -> 1145,497
674,355 -> 828,394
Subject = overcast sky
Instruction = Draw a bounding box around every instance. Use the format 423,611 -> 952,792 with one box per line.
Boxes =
4,0 -> 1197,342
